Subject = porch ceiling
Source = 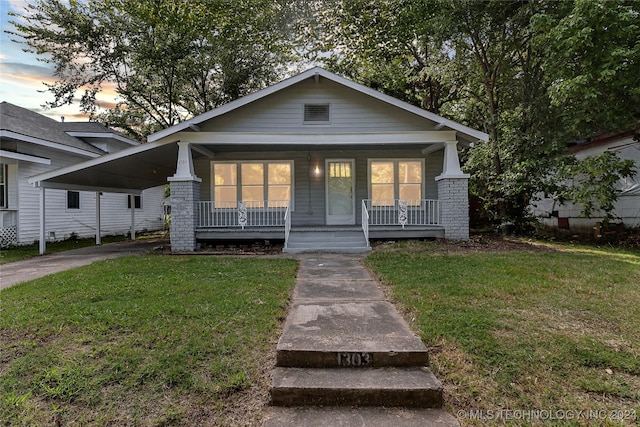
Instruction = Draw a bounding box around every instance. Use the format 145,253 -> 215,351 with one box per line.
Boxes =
29,141 -> 178,193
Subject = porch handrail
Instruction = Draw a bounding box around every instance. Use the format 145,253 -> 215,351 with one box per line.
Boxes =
363,199 -> 440,226
196,200 -> 289,228
361,200 -> 370,247
284,201 -> 291,249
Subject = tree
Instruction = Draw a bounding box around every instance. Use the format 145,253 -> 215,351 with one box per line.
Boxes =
8,0 -> 296,139
307,0 -> 638,231
303,0 -> 461,114
532,0 -> 640,140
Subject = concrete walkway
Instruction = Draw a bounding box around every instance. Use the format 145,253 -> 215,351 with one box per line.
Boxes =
0,238 -> 167,291
264,254 -> 459,426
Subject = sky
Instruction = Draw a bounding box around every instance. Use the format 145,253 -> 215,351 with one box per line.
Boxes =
0,0 -> 108,121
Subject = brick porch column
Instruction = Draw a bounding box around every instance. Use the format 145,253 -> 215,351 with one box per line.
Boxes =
436,140 -> 470,240
168,142 -> 201,252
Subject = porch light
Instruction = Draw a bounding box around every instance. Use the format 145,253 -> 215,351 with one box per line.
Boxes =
314,165 -> 321,175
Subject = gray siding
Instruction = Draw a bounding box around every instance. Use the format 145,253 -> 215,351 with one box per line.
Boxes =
201,148 -> 444,226
200,78 -> 434,133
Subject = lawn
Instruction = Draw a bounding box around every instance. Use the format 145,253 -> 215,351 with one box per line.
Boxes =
0,255 -> 298,426
365,239 -> 640,426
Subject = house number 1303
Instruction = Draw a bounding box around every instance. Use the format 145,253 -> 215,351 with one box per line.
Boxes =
337,352 -> 372,367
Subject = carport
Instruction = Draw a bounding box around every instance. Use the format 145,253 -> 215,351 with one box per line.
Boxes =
28,138 -> 185,254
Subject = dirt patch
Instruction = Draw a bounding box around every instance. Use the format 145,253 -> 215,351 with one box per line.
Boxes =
371,234 -> 556,255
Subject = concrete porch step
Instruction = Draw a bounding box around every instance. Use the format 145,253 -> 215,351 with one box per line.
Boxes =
264,407 -> 460,426
283,246 -> 372,254
284,230 -> 370,253
271,367 -> 443,408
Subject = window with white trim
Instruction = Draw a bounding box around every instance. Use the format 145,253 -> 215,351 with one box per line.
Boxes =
369,160 -> 423,206
212,161 -> 293,208
127,195 -> 142,209
0,164 -> 7,208
67,191 -> 80,210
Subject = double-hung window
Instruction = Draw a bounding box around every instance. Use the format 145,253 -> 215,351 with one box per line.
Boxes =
369,160 -> 423,206
127,195 -> 142,209
0,164 -> 7,208
212,161 -> 293,208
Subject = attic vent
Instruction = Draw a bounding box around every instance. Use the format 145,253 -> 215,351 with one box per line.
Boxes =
304,103 -> 330,123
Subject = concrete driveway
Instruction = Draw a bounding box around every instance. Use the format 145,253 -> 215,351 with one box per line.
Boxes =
0,238 -> 168,291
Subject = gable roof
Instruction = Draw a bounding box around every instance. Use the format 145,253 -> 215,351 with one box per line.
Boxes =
0,102 -> 105,156
148,67 -> 488,143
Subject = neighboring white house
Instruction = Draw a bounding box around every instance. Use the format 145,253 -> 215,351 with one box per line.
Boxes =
28,67 -> 488,253
0,102 -> 165,247
532,131 -> 640,234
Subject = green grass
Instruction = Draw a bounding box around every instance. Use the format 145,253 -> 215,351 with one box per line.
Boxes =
0,255 -> 297,426
0,235 -> 128,265
366,240 -> 640,426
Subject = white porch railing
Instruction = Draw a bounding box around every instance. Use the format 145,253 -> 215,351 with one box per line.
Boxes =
363,199 -> 440,227
284,202 -> 291,249
361,200 -> 370,245
197,201 -> 289,228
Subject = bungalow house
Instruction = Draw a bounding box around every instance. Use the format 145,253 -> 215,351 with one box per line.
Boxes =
28,68 -> 488,253
0,102 -> 165,247
532,131 -> 640,235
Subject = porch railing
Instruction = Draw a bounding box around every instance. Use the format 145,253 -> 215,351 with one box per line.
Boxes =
361,200 -> 370,245
197,199 -> 440,229
197,201 -> 289,228
363,199 -> 440,227
284,202 -> 291,249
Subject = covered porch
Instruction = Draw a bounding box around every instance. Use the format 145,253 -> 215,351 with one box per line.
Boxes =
168,131 -> 470,252
193,198 -> 444,252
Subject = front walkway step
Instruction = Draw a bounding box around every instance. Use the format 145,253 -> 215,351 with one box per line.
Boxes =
284,230 -> 370,253
264,407 -> 460,427
276,301 -> 429,368
269,254 -> 458,424
271,367 -> 443,407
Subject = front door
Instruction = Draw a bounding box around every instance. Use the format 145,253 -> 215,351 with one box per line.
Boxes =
326,159 -> 355,225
